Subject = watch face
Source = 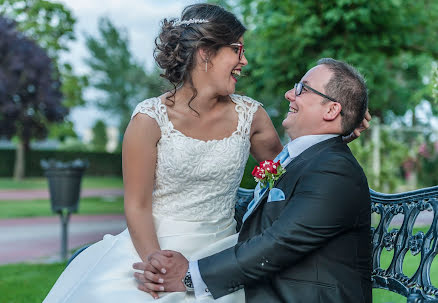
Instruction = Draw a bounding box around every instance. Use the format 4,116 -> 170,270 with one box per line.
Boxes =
184,274 -> 194,288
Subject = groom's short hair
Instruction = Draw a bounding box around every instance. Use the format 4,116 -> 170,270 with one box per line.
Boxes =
317,58 -> 368,136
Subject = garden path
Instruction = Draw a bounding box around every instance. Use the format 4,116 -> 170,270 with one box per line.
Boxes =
0,214 -> 126,264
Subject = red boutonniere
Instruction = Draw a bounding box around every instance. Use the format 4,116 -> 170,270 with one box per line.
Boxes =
252,160 -> 286,189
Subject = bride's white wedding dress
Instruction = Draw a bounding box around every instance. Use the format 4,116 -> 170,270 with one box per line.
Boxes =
43,95 -> 260,302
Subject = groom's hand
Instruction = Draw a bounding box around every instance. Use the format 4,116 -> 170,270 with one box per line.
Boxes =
133,250 -> 187,294
343,110 -> 371,143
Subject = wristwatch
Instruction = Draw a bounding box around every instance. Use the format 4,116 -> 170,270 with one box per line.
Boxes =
182,270 -> 195,292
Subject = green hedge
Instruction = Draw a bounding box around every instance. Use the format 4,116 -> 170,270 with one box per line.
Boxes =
240,156 -> 258,189
0,148 -> 259,187
0,149 -> 15,177
0,149 -> 122,177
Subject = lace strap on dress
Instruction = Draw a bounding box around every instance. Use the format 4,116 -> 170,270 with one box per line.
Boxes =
231,94 -> 263,137
131,97 -> 171,134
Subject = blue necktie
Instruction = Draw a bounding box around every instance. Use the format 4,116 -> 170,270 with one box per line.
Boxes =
242,146 -> 290,223
276,146 -> 290,166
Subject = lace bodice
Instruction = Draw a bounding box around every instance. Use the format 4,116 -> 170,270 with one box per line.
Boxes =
131,95 -> 261,221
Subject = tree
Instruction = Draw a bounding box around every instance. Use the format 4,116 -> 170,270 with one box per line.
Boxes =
212,0 -> 438,133
84,17 -> 167,147
49,62 -> 88,142
91,119 -> 108,152
0,17 -> 67,179
0,0 -> 75,58
0,0 -> 88,140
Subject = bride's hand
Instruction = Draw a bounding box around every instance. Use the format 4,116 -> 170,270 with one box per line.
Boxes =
132,250 -> 172,299
133,250 -> 187,294
343,110 -> 371,143
147,250 -> 171,274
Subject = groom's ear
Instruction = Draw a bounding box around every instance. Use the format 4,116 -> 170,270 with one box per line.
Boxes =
323,102 -> 342,121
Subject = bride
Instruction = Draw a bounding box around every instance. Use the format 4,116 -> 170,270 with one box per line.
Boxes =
43,4 -> 283,302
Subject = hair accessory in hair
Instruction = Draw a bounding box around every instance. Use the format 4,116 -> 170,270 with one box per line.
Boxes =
174,18 -> 209,26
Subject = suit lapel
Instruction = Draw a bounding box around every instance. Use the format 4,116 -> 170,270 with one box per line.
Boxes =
244,136 -> 343,223
240,159 -> 302,226
249,156 -> 304,215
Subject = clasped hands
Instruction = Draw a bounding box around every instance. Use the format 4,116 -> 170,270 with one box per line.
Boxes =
133,250 -> 188,299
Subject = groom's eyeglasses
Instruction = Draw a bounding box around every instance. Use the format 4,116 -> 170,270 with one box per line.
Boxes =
229,43 -> 245,60
294,82 -> 343,115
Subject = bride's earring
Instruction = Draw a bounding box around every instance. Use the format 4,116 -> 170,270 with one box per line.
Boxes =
205,58 -> 209,72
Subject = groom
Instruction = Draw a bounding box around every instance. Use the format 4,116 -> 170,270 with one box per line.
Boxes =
134,58 -> 372,303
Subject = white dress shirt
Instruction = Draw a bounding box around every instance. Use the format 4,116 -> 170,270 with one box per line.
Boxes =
189,134 -> 340,298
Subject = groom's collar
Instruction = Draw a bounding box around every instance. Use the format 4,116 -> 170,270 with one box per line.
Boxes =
285,134 -> 340,159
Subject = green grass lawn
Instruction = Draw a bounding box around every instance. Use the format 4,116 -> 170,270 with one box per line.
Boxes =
0,176 -> 123,190
0,262 -> 66,303
0,196 -> 124,219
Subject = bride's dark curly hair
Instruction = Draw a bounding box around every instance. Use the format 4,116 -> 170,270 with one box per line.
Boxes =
154,3 -> 246,113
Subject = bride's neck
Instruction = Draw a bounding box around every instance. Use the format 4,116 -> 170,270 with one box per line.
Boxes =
171,85 -> 226,114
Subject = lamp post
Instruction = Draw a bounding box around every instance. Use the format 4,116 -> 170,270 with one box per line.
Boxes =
41,159 -> 88,260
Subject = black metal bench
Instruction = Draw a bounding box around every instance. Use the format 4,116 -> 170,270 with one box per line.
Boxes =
68,186 -> 438,302
234,186 -> 438,303
369,187 -> 438,303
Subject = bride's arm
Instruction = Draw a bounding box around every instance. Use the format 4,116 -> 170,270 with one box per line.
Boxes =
122,114 -> 161,262
249,107 -> 283,162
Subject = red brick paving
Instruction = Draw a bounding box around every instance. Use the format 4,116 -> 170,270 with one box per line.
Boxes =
0,215 -> 126,264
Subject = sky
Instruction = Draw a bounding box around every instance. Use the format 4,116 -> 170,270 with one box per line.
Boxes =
57,0 -> 203,138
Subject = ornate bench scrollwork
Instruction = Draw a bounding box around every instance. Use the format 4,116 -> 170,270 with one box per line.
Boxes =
370,187 -> 438,303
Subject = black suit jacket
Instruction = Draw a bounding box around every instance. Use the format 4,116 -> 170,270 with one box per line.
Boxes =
198,136 -> 372,303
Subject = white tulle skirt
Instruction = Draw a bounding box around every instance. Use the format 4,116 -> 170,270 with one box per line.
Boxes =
43,215 -> 244,302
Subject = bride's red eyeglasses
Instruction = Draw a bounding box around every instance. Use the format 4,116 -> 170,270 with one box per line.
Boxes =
229,43 -> 245,60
